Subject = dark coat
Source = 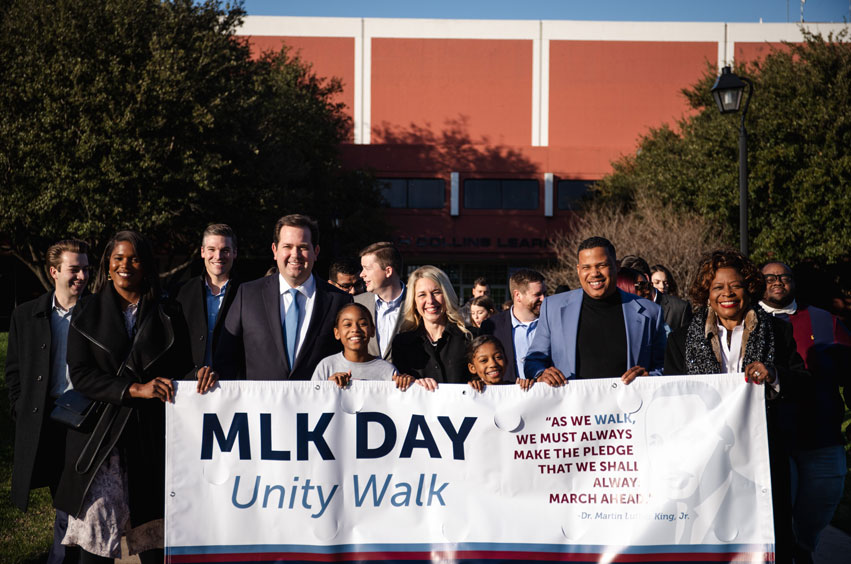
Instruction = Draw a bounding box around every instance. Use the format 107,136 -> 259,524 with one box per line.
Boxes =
175,274 -> 240,369
479,309 -> 518,382
53,284 -> 193,524
6,292 -> 67,511
664,312 -> 808,399
392,324 -> 472,384
663,310 -> 808,564
657,292 -> 693,332
214,275 -> 351,380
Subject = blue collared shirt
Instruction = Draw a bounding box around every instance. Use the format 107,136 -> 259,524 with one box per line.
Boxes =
204,279 -> 229,366
510,306 -> 538,380
49,295 -> 74,398
278,274 -> 317,362
375,283 -> 405,357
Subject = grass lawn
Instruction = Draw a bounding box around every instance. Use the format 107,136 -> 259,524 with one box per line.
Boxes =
0,331 -> 848,563
0,332 -> 55,563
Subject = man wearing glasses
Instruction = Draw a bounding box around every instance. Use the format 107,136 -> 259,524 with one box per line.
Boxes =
328,259 -> 364,295
759,261 -> 851,564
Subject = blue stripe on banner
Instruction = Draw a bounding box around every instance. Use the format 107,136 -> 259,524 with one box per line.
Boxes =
166,551 -> 775,564
167,542 -> 773,555
167,543 -> 775,563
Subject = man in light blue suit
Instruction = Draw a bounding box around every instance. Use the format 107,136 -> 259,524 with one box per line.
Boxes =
525,236 -> 666,384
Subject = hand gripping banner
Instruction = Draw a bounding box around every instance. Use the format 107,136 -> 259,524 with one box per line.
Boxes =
165,374 -> 775,563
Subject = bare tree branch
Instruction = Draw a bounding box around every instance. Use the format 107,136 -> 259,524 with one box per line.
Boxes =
543,193 -> 723,306
11,245 -> 52,291
159,256 -> 194,279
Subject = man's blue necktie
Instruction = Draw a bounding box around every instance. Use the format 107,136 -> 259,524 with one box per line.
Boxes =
285,288 -> 299,368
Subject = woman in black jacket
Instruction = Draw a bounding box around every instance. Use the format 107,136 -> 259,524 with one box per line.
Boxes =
664,249 -> 808,564
392,265 -> 473,386
54,231 -> 214,563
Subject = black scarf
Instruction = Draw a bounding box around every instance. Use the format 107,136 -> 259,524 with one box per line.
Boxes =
684,305 -> 775,374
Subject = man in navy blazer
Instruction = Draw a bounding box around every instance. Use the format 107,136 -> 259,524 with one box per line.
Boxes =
524,237 -> 666,384
479,269 -> 546,382
214,214 -> 351,380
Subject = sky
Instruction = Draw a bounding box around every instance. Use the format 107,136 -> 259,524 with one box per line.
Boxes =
243,0 -> 851,23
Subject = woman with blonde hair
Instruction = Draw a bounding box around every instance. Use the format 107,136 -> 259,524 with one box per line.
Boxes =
392,266 -> 472,386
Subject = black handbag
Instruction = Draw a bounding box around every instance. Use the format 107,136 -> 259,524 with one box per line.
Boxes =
51,389 -> 101,431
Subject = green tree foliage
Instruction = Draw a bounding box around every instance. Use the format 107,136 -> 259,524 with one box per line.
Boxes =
594,29 -> 851,264
0,0 -> 385,288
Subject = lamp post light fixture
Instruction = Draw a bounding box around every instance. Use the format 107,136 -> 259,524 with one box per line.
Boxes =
711,66 -> 754,256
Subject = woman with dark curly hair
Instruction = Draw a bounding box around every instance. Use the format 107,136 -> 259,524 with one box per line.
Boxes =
665,249 -> 806,563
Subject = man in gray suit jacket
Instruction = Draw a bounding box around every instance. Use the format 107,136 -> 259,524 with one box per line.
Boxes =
355,242 -> 406,362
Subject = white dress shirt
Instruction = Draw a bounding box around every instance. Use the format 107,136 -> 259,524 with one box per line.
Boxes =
374,283 -> 405,357
278,274 -> 316,362
716,323 -> 745,374
49,295 -> 74,398
716,321 -> 780,392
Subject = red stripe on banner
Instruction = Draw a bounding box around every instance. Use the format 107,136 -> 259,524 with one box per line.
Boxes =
169,550 -> 774,563
170,553 -> 430,563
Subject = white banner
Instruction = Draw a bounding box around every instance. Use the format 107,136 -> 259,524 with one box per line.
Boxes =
165,374 -> 775,563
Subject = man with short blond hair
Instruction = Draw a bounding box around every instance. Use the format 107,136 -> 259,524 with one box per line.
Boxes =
7,239 -> 90,564
356,241 -> 405,361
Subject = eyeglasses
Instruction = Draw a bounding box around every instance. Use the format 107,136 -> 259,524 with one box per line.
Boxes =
634,281 -> 651,291
764,274 -> 793,284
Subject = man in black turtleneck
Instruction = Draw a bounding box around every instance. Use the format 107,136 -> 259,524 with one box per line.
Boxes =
524,236 -> 666,384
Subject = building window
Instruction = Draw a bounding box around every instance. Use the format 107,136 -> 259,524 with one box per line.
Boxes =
557,179 -> 592,210
464,179 -> 539,210
378,178 -> 444,209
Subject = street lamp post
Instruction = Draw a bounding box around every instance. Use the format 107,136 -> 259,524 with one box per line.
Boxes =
711,66 -> 754,256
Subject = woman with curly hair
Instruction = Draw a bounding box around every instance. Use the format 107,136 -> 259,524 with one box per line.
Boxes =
391,266 -> 472,387
665,249 -> 806,563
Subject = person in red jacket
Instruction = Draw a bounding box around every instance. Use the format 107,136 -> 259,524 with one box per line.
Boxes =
760,261 -> 851,564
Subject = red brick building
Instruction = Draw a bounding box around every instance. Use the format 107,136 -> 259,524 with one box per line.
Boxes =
240,17 -> 842,302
